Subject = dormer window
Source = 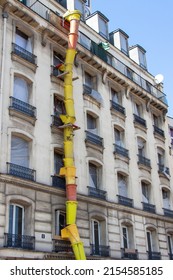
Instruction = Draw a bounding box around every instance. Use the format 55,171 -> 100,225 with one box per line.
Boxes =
98,17 -> 108,39
86,11 -> 109,39
109,29 -> 129,56
129,45 -> 147,70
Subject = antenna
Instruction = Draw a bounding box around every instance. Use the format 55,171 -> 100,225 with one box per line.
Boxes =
154,74 -> 164,85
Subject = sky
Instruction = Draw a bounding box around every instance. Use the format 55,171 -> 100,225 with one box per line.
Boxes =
91,0 -> 173,117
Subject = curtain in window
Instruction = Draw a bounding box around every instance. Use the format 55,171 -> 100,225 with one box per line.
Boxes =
118,174 -> 127,197
11,136 -> 29,167
162,190 -> 170,209
142,183 -> 149,203
137,138 -> 145,155
14,77 -> 29,103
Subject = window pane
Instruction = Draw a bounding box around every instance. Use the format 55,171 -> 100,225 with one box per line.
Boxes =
118,174 -> 127,197
99,18 -> 107,38
14,77 -> 29,102
122,227 -> 128,248
11,136 -> 29,167
89,163 -> 98,188
54,153 -> 63,174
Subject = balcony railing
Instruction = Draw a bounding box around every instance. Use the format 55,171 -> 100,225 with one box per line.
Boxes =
51,115 -> 63,127
88,186 -> 107,200
9,97 -> 36,117
147,251 -> 161,260
110,100 -> 125,115
7,162 -> 36,181
4,233 -> 35,250
85,131 -> 103,146
142,202 -> 156,213
134,114 -> 146,127
53,237 -> 72,253
138,154 -> 151,167
52,176 -> 66,189
121,248 -> 138,260
153,125 -> 165,137
117,195 -> 133,207
90,244 -> 110,257
163,208 -> 173,218
12,43 -> 36,64
158,164 -> 170,175
114,144 -> 129,158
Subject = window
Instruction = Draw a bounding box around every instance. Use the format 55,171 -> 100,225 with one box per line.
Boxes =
137,137 -> 145,157
55,210 -> 66,236
13,77 -> 29,103
98,17 -> 108,39
54,152 -> 63,175
118,174 -> 128,197
157,147 -> 165,171
168,234 -> 173,259
122,226 -> 129,249
89,163 -> 100,189
75,0 -> 84,17
114,128 -> 124,147
146,230 -> 158,253
79,32 -> 91,50
134,102 -> 141,117
170,127 -> 173,145
120,34 -> 128,55
9,204 -> 24,236
126,68 -> 133,80
15,28 -> 32,53
11,135 -> 29,168
162,189 -> 170,209
142,182 -> 150,203
91,220 -> 100,254
56,0 -> 67,8
87,113 -> 98,135
139,49 -> 147,69
111,88 -> 119,104
85,72 -> 94,89
54,96 -> 65,117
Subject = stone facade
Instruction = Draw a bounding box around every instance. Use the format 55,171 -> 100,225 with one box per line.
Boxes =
0,0 -> 172,260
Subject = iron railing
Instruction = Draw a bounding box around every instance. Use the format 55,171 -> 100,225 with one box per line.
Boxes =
153,125 -> 165,137
12,43 -> 36,64
142,202 -> 156,213
121,248 -> 138,260
53,238 -> 72,253
52,176 -> 66,189
114,144 -> 129,158
158,164 -> 170,175
4,233 -> 35,250
133,114 -> 147,127
117,195 -> 133,207
85,131 -> 103,146
147,251 -> 161,260
138,154 -> 151,167
7,162 -> 36,181
88,186 -> 107,200
9,96 -> 36,117
90,244 -> 110,257
163,208 -> 173,218
110,100 -> 125,115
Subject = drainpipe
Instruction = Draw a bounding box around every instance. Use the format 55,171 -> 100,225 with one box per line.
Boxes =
59,10 -> 86,260
0,8 -> 9,170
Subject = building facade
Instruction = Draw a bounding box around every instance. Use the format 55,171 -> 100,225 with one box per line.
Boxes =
0,0 -> 173,260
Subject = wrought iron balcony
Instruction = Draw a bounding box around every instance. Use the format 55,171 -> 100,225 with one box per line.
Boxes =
114,144 -> 129,158
85,131 -> 103,146
4,233 -> 35,250
138,154 -> 151,167
88,186 -> 107,200
53,237 -> 72,253
9,97 -> 36,118
110,100 -> 125,115
52,175 -> 66,189
142,202 -> 156,213
133,114 -> 146,127
51,115 -> 63,127
163,208 -> 173,218
158,164 -> 170,176
7,162 -> 36,181
147,251 -> 161,260
12,43 -> 36,64
117,195 -> 133,207
153,125 -> 165,137
90,244 -> 110,257
121,248 -> 138,260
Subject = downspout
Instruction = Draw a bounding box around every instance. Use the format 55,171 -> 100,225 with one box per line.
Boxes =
0,8 -> 9,170
59,10 -> 86,260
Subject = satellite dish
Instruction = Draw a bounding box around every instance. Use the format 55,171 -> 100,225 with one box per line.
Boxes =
154,74 -> 164,84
